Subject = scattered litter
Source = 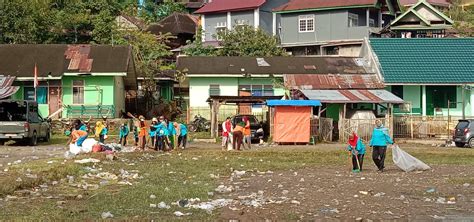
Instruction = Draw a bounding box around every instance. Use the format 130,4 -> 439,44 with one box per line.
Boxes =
47,161 -> 55,164
209,174 -> 219,179
174,211 -> 191,217
158,202 -> 171,209
359,191 -> 369,195
207,192 -> 214,197
13,160 -> 21,165
150,194 -> 156,199
101,212 -> 114,219
96,172 -> 118,180
436,197 -> 446,204
76,195 -> 83,199
215,185 -> 233,193
74,158 -> 100,164
164,187 -> 170,192
178,199 -> 189,207
426,188 -> 436,193
188,199 -> 233,213
290,200 -> 301,205
150,204 -> 157,208
282,190 -> 289,195
320,208 -> 339,214
300,178 -> 305,182
361,177 -> 366,180
16,177 -> 22,182
463,183 -> 470,187
431,215 -> 446,220
356,217 -> 363,221
105,154 -> 115,161
374,192 -> 385,197
278,184 -> 283,188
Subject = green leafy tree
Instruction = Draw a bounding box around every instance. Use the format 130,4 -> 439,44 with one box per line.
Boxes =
183,27 -> 217,56
216,25 -> 286,57
141,0 -> 186,22
446,0 -> 474,37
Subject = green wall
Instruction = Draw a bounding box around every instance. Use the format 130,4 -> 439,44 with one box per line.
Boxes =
10,85 -> 49,118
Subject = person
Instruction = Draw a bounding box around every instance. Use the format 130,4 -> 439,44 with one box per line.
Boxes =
155,117 -> 169,151
232,122 -> 245,151
242,116 -> 251,149
177,122 -> 188,149
132,125 -> 139,146
167,119 -> 176,149
347,132 -> 366,173
66,128 -> 88,147
95,121 -> 108,143
369,120 -> 394,172
73,119 -> 87,131
221,117 -> 232,150
119,123 -> 129,146
149,118 -> 159,149
138,115 -> 147,150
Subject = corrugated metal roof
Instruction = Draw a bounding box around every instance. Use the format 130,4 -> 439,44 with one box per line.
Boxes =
300,89 -> 404,104
195,0 -> 265,14
273,0 -> 377,12
399,0 -> 450,7
146,13 -> 198,35
285,73 -> 382,90
266,100 -> 321,107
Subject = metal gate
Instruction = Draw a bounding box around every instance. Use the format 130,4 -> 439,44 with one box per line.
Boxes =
314,117 -> 333,142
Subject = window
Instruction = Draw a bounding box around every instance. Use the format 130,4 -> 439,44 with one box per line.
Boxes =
215,22 -> 227,40
72,80 -> 84,104
348,13 -> 359,27
209,84 -> 220,96
369,18 -> 375,27
24,87 -> 48,104
427,86 -> 457,109
391,85 -> 403,99
298,15 -> 314,32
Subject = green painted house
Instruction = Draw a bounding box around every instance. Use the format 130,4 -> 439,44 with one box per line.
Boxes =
362,38 -> 474,117
0,44 -> 136,119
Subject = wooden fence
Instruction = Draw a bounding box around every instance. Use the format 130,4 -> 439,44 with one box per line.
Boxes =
188,107 -> 267,123
393,115 -> 472,139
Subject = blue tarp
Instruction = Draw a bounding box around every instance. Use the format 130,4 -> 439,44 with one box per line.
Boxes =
266,100 -> 321,107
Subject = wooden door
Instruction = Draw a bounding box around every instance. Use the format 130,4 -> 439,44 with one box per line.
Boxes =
49,87 -> 62,119
238,91 -> 251,114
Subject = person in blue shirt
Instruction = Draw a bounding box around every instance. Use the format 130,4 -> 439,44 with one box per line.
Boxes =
155,117 -> 169,151
347,132 -> 366,173
177,122 -> 188,149
369,120 -> 394,172
149,118 -> 159,149
119,123 -> 129,146
168,120 -> 176,149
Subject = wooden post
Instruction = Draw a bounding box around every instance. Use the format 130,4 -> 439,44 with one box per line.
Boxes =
389,103 -> 394,138
318,106 -> 322,140
342,103 -> 347,141
210,100 -> 219,139
410,115 -> 414,139
269,107 -> 273,140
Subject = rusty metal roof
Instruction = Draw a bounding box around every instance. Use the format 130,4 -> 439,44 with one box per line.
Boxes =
300,89 -> 404,104
285,74 -> 383,90
195,0 -> 265,14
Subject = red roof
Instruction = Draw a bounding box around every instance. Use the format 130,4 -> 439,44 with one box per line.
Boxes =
399,0 -> 450,7
194,0 -> 266,14
285,74 -> 383,90
273,0 -> 377,12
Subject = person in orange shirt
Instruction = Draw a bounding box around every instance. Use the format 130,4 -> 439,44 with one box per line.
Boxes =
66,128 -> 88,147
137,115 -> 147,150
242,116 -> 251,149
232,122 -> 245,151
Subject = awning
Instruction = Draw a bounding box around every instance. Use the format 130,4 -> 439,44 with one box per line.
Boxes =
0,76 -> 19,99
207,95 -> 283,104
300,89 -> 404,104
266,100 -> 321,107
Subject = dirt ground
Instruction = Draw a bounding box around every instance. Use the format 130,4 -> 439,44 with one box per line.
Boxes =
0,143 -> 66,167
217,165 -> 474,221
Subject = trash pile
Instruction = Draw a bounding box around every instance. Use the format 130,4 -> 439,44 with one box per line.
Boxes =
65,139 -> 135,159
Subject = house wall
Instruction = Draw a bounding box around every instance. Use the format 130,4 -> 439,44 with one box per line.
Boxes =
279,8 -> 378,45
203,13 -> 227,41
61,76 -> 115,117
10,84 -> 49,118
260,0 -> 289,35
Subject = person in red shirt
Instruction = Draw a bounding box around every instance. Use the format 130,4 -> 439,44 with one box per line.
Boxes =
221,117 -> 232,150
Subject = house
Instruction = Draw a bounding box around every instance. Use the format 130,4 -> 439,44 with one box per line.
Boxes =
194,0 -> 289,42
399,0 -> 451,9
388,0 -> 454,38
0,44 -> 136,119
147,13 -> 199,50
178,56 -> 358,120
284,57 -> 403,141
363,38 -> 474,117
273,0 -> 402,56
115,15 -> 146,31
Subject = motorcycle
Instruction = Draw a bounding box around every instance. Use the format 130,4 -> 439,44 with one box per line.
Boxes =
188,114 -> 211,132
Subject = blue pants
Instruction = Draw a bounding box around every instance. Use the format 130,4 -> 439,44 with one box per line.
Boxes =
77,136 -> 88,147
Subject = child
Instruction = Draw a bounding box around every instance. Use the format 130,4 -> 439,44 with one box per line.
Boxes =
177,122 -> 187,149
138,115 -> 147,150
66,128 -> 88,147
95,121 -> 108,143
232,122 -> 245,151
347,132 -> 366,173
221,117 -> 232,150
119,123 -> 129,146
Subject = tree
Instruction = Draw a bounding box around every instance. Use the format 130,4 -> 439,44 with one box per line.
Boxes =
446,0 -> 474,37
182,27 -> 217,56
140,0 -> 186,23
216,25 -> 286,57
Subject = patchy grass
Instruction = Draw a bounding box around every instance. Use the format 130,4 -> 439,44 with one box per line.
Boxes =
1,144 -> 473,220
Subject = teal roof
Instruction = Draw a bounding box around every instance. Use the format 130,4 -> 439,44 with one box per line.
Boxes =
369,38 -> 474,84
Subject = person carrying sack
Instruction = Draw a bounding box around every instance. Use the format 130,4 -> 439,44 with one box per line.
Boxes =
369,120 -> 394,172
347,132 -> 366,173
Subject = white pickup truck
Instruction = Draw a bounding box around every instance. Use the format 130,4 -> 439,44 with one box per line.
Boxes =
0,100 -> 51,146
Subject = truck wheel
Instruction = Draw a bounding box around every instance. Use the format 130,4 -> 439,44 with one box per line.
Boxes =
44,130 -> 51,142
469,138 -> 474,148
0,140 -> 4,146
30,132 -> 38,146
455,142 -> 465,148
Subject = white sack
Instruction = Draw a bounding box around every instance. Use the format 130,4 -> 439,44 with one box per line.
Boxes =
68,138 -> 97,155
69,144 -> 82,155
392,145 -> 430,172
